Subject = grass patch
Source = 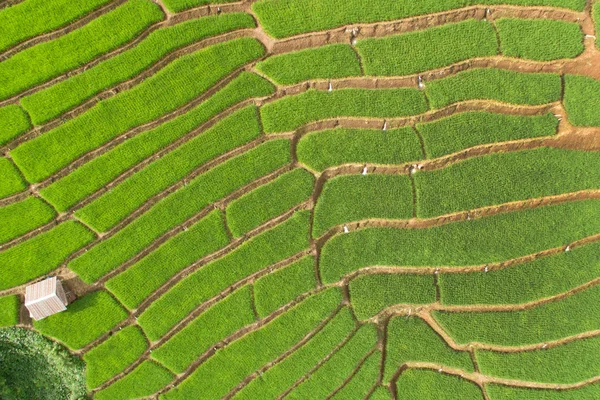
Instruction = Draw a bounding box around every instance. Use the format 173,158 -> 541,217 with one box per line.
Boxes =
320,200 -> 600,283
83,325 -> 148,389
11,38 -> 265,183
370,386 -> 392,399
486,383 -> 600,399
563,74 -> 600,126
331,351 -> 381,400
260,88 -> 428,133
313,174 -> 414,238
68,139 -> 290,283
106,210 -> 229,310
0,105 -> 31,145
162,0 -> 237,12
0,0 -> 163,100
395,369 -> 482,399
152,286 -> 255,373
21,13 -> 256,125
414,147 -> 600,218
254,255 -> 317,317
0,196 -> 56,245
138,210 -> 311,341
35,291 -> 127,350
349,274 -> 436,320
416,111 -> 558,158
0,221 -> 94,290
0,295 -> 20,327
357,19 -> 498,76
424,68 -> 561,108
384,316 -> 474,382
161,287 -> 342,400
0,158 -> 27,200
256,44 -> 361,84
297,127 -> 423,171
95,360 -> 174,400
226,168 -> 315,237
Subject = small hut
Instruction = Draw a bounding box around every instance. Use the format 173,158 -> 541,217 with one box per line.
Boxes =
25,277 -> 68,321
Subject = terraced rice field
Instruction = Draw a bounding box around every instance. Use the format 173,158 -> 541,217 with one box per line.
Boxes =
1,0 -> 600,398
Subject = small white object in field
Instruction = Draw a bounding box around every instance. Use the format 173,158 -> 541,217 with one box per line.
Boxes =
565,245 -> 571,252
343,225 -> 349,233
585,34 -> 597,39
362,166 -> 368,175
484,265 -> 489,273
418,76 -> 424,89
542,343 -> 548,349
417,164 -> 423,170
383,120 -> 387,131
328,82 -> 333,92
438,368 -> 443,373
351,38 -> 357,45
466,212 -> 471,220
434,268 -> 440,275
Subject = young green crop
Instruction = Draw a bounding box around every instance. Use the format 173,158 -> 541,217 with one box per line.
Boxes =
256,44 -> 361,85
349,274 -> 436,320
416,112 -> 558,158
0,295 -> 20,327
394,369 -> 483,400
253,255 -> 317,317
0,158 -> 27,199
95,360 -> 174,400
138,210 -> 311,341
424,68 -> 561,109
595,2 -> 600,49
563,74 -> 600,126
357,19 -> 498,76
39,72 -> 274,212
0,196 -> 56,244
369,386 -> 392,400
75,105 -> 262,232
152,286 -> 255,373
0,0 -> 164,100
297,127 -> 423,171
68,139 -> 290,283
313,174 -> 414,238
260,88 -> 428,133
11,37 -> 265,183
414,147 -> 600,218
0,105 -> 31,145
384,317 -> 474,382
162,0 -> 237,12
21,13 -> 256,124
34,291 -> 127,350
0,221 -> 94,290
497,18 -> 584,61
0,0 -> 112,53
331,351 -> 381,400
83,325 -> 148,389
433,284 -> 600,346
320,200 -> 600,283
232,307 -> 357,400
486,383 -> 600,399
226,168 -> 315,237
161,287 -> 342,400
439,241 -> 600,305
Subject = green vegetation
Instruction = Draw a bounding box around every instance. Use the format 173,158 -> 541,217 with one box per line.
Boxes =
433,284 -> 600,346
254,255 -> 317,317
297,127 -> 423,171
394,369 -> 483,399
0,0 -> 112,53
596,2 -> 600,49
0,0 -> 163,100
369,386 -> 392,400
139,210 -> 311,341
320,200 -> 600,283
497,18 -> 584,61
357,20 -> 498,76
35,291 -> 127,350
416,112 -> 558,158
68,139 -> 290,283
414,147 -> 600,218
424,68 -> 561,108
287,324 -> 379,399
486,383 -> 600,399
83,325 -> 148,389
0,105 -> 31,145
439,241 -> 600,305
0,295 -> 20,327
260,88 -> 428,133
161,287 -> 342,400
21,13 -> 256,125
349,274 -> 436,320
313,174 -> 413,238
384,317 -> 474,382
11,38 -> 265,183
0,196 -> 56,244
95,360 -> 174,400
0,221 -> 94,290
256,44 -> 361,84
331,351 -> 381,399
39,72 -> 274,212
252,0 -> 586,38
152,286 -> 255,373
477,336 -> 600,384
106,210 -> 229,310
0,158 -> 27,199
226,168 -> 315,237
0,328 -> 86,399
564,74 -> 600,126
232,307 -> 356,400
162,0 -> 236,12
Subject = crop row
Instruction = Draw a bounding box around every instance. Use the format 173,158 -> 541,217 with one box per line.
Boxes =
394,369 -> 482,399
0,157 -> 27,199
95,360 -> 174,400
0,196 -> 56,245
564,74 -> 600,126
487,383 -> 600,399
0,294 -> 19,327
0,104 -> 31,145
